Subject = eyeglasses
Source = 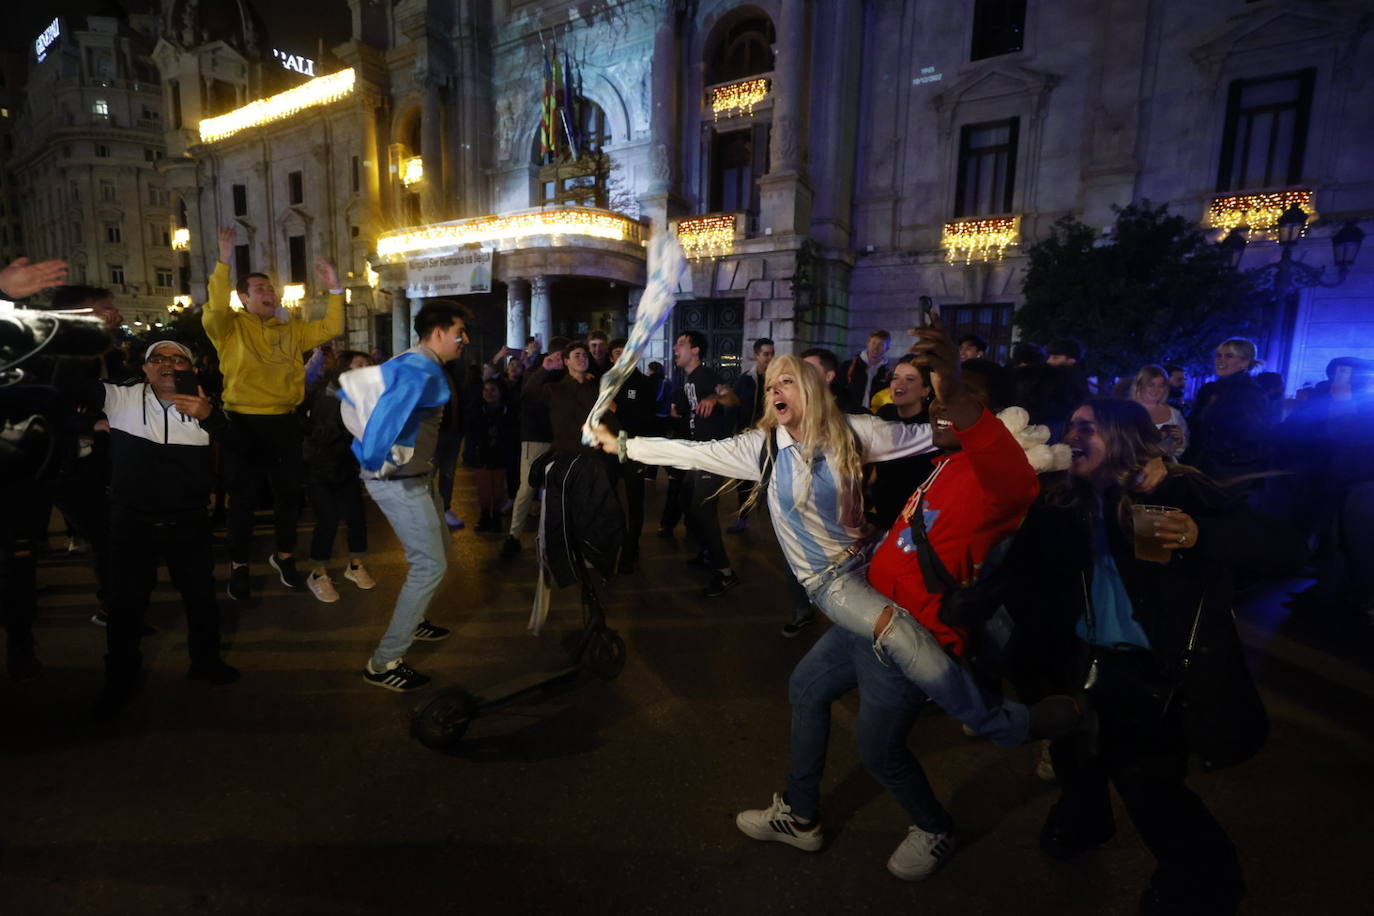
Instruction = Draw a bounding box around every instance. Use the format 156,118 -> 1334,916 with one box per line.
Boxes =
147,354 -> 192,367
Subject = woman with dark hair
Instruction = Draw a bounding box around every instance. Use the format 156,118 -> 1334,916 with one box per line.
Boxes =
466,377 -> 519,531
1004,397 -> 1305,916
869,354 -> 934,529
303,350 -> 376,602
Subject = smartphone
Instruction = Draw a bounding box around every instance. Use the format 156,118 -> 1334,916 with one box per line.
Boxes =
918,296 -> 939,327
173,369 -> 199,397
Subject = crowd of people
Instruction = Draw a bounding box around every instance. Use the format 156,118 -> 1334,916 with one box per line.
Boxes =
4,246 -> 1370,915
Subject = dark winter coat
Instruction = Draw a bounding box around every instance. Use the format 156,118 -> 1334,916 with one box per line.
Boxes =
304,381 -> 360,485
536,450 -> 625,587
1002,471 -> 1307,770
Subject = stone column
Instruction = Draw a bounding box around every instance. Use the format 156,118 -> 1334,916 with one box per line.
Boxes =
392,288 -> 411,356
506,278 -> 530,349
529,276 -> 552,353
639,0 -> 682,234
759,0 -> 813,237
421,78 -> 444,222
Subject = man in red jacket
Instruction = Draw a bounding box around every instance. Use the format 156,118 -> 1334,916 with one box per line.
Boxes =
736,332 -> 1041,883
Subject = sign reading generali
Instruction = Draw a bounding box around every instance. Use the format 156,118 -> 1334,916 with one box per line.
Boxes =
405,250 -> 493,299
34,17 -> 61,63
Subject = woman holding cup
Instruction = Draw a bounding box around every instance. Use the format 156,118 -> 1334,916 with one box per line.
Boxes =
1001,397 -> 1306,915
1130,365 -> 1189,459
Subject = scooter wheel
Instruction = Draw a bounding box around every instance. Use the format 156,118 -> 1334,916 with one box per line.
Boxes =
411,686 -> 478,749
586,629 -> 626,680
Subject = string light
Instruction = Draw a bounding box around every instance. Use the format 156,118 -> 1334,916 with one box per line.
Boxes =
400,156 -> 424,188
280,284 -> 306,307
710,78 -> 770,120
171,227 -> 190,251
1206,189 -> 1315,241
941,216 -> 1021,264
376,207 -> 642,261
676,214 -> 736,259
199,69 -> 357,143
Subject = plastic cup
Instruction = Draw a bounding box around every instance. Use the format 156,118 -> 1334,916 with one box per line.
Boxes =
1130,504 -> 1178,563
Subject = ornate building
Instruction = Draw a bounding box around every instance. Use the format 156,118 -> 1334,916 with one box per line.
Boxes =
12,1 -> 1369,386
7,9 -> 175,326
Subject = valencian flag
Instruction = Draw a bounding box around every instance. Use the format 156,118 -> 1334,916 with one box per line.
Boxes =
563,48 -> 580,159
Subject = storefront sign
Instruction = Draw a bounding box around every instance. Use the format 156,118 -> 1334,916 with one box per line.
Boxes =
35,18 -> 61,63
405,250 -> 493,298
272,48 -> 317,77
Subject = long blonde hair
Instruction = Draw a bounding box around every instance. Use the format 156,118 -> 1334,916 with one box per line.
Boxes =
739,354 -> 866,524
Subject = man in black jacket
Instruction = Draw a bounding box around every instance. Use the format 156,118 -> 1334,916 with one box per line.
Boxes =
91,339 -> 239,718
841,330 -> 893,411
610,338 -> 658,572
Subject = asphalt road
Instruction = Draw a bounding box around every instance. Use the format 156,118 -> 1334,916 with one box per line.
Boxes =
3,474 -> 1372,915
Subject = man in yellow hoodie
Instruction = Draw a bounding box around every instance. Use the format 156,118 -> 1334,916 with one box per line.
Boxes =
207,227 -> 345,601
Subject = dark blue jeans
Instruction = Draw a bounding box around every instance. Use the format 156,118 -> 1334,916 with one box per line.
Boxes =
785,625 -> 953,834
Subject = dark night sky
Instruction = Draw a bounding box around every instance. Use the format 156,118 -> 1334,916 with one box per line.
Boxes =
4,0 -> 352,63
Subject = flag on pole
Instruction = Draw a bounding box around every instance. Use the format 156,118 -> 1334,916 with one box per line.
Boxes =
550,45 -> 564,160
540,45 -> 557,162
563,49 -> 580,159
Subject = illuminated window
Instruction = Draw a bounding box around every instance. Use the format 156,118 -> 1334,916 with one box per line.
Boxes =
971,0 -> 1026,61
0,108 -> 9,118
954,118 -> 1019,217
1217,70 -> 1314,192
93,99 -> 109,117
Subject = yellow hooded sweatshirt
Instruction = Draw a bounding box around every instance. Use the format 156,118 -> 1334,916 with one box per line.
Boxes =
203,262 -> 345,415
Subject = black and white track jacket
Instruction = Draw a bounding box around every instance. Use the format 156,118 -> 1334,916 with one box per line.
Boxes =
87,380 -> 228,521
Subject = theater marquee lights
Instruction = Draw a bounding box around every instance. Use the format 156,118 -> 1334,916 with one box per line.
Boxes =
675,214 -> 737,259
941,216 -> 1021,264
710,78 -> 770,120
198,69 -> 357,143
1206,189 -> 1316,241
376,207 -> 642,261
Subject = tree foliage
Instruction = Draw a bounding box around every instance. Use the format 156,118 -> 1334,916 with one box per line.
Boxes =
1015,202 -> 1258,378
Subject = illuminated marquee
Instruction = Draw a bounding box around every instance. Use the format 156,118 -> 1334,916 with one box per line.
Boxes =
675,214 -> 737,259
941,216 -> 1021,264
710,78 -> 770,121
376,207 -> 642,261
1206,189 -> 1316,241
35,18 -> 60,63
199,69 -> 356,143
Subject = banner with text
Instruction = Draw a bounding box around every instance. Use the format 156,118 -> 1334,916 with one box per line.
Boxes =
404,250 -> 493,298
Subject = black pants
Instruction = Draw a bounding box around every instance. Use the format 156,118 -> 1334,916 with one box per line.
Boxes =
681,469 -> 730,570
1050,649 -> 1244,913
434,432 -> 462,512
659,467 -> 684,530
308,476 -> 368,564
105,512 -> 222,685
225,412 -> 304,564
614,460 -> 647,563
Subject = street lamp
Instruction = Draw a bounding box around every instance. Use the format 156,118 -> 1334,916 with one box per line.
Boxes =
1217,204 -> 1366,381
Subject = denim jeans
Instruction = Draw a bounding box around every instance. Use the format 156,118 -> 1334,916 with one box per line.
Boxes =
805,552 -> 1029,748
363,475 -> 448,668
785,626 -> 954,833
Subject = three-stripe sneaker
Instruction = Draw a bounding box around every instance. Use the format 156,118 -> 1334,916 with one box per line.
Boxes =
363,658 -> 431,692
887,826 -> 957,881
735,793 -> 823,852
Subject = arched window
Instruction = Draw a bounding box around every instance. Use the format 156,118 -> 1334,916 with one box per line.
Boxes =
705,14 -> 775,85
533,97 -> 614,208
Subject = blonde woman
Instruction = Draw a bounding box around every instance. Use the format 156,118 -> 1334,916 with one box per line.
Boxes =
1131,365 -> 1189,458
591,346 -> 1079,748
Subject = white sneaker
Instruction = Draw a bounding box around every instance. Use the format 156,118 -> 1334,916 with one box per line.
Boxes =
343,562 -> 376,590
735,793 -> 823,852
307,570 -> 340,603
887,826 -> 956,881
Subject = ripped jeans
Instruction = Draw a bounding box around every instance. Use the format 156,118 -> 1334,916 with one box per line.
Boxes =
803,550 -> 1029,749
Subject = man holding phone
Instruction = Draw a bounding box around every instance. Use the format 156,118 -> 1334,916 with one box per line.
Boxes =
90,339 -> 238,718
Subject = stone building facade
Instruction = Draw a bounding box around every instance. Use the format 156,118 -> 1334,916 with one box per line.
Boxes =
6,10 -> 176,326
13,1 -> 1368,388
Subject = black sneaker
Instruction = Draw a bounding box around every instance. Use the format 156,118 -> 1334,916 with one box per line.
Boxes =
413,620 -> 451,641
499,536 -> 522,559
269,553 -> 306,590
363,658 -> 431,692
91,612 -> 158,636
227,565 -> 251,602
187,660 -> 241,685
781,615 -> 815,638
704,570 -> 740,598
686,550 -> 712,569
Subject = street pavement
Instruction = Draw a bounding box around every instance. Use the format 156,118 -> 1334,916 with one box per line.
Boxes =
3,473 -> 1372,915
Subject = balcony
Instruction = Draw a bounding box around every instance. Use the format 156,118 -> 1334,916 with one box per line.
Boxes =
375,207 -> 645,262
1205,189 -> 1316,242
941,215 -> 1021,264
672,212 -> 746,259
